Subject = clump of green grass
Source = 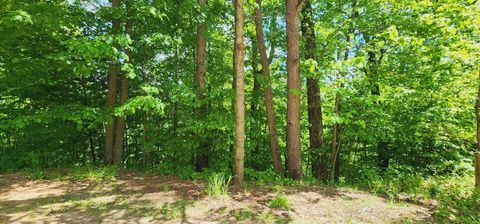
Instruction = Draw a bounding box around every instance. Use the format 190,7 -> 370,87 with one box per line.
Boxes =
259,212 -> 275,222
205,173 -> 232,197
162,183 -> 172,192
268,194 -> 291,210
24,169 -> 63,180
159,200 -> 187,220
233,209 -> 254,221
72,166 -> 119,181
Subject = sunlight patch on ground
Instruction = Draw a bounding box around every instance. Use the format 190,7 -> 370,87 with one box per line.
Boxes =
0,173 -> 433,223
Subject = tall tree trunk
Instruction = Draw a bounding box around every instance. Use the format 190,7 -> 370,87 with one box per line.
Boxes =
476,70 -> 480,152
285,0 -> 303,179
104,0 -> 121,165
233,0 -> 245,185
331,91 -> 341,181
330,31 -> 352,182
253,0 -> 284,175
330,0 -> 358,181
113,8 -> 131,165
330,43 -> 345,182
301,0 -> 325,180
195,0 -> 209,171
475,72 -> 480,187
268,11 -> 278,65
250,37 -> 261,169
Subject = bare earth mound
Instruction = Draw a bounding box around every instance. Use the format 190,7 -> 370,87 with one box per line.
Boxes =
0,172 -> 432,223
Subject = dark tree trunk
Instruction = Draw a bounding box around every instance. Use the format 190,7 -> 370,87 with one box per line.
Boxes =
113,12 -> 131,165
301,0 -> 325,180
104,0 -> 121,165
250,37 -> 261,169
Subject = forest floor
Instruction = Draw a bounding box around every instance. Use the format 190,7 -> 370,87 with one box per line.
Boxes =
0,171 -> 434,224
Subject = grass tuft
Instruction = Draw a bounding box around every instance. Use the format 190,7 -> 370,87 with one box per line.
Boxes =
268,194 -> 291,210
205,173 -> 232,197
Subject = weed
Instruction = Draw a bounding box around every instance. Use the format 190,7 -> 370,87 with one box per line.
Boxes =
159,200 -> 187,220
72,166 -> 118,181
205,173 -> 232,197
233,209 -> 254,221
162,184 -> 172,192
268,194 -> 291,210
259,212 -> 275,222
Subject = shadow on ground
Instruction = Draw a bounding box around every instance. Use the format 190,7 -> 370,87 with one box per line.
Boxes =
0,172 -> 433,223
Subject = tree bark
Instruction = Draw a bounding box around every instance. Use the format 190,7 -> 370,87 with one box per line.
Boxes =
195,0 -> 209,171
253,0 -> 284,175
476,70 -> 480,152
476,70 -> 480,188
285,0 -> 303,179
268,12 -> 277,65
104,0 -> 121,165
113,7 -> 131,165
233,0 -> 245,185
301,0 -> 325,180
250,37 -> 261,169
331,90 -> 341,181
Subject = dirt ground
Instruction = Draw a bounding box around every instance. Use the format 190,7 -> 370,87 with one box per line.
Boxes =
0,172 -> 433,224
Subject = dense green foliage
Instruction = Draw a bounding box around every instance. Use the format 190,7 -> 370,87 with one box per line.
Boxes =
0,0 -> 479,222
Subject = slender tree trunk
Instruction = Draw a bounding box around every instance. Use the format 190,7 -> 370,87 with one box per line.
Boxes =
143,113 -> 150,166
330,33 -> 351,181
81,73 -> 96,165
113,11 -> 131,165
195,0 -> 209,171
268,11 -> 278,65
301,0 -> 325,180
250,37 -> 261,169
233,0 -> 245,185
230,18 -> 237,173
476,70 -> 480,152
253,0 -> 284,175
330,0 -> 358,181
285,0 -> 303,179
141,46 -> 150,167
104,0 -> 121,165
331,91 -> 341,181
89,132 -> 96,165
476,70 -> 480,188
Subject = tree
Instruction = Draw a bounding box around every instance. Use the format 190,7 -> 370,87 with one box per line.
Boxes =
285,0 -> 303,179
195,0 -> 209,171
477,70 -> 480,188
253,0 -> 284,175
301,0 -> 325,180
113,1 -> 132,165
233,0 -> 245,185
104,0 -> 121,165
